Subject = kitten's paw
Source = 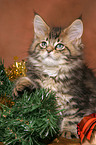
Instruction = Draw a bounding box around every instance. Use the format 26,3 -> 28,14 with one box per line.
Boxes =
13,77 -> 37,98
61,131 -> 77,139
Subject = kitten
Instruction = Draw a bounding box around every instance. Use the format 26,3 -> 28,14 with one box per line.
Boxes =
13,15 -> 96,138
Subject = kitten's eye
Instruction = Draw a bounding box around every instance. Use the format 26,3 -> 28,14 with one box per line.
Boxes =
55,43 -> 65,50
40,41 -> 47,49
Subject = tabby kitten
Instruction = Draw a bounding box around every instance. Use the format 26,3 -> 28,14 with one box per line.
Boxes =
13,15 -> 96,138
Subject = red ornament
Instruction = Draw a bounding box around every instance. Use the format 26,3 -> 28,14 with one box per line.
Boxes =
77,113 -> 96,143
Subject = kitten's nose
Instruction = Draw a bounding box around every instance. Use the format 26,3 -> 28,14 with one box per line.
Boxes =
46,46 -> 53,53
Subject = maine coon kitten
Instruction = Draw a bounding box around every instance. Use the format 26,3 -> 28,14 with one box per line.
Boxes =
13,15 -> 96,138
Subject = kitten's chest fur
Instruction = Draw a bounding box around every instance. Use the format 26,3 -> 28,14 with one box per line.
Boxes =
42,77 -> 59,91
39,72 -> 73,110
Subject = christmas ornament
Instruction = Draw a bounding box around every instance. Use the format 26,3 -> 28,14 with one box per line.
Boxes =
77,113 -> 96,144
5,56 -> 27,81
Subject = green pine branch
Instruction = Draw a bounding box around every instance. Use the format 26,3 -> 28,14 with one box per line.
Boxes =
0,60 -> 63,145
0,89 -> 61,145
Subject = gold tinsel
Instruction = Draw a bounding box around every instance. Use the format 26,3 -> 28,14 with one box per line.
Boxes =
5,56 -> 27,81
0,57 -> 27,109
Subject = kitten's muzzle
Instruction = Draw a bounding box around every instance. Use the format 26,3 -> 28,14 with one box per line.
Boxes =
46,46 -> 53,53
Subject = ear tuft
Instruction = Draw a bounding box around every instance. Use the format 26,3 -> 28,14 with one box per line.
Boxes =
65,19 -> 83,42
34,15 -> 50,37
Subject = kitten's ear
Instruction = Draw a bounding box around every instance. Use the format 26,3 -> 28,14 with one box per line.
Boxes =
64,19 -> 83,41
34,15 -> 50,37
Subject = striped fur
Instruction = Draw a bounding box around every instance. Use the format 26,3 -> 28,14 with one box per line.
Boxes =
13,15 -> 96,138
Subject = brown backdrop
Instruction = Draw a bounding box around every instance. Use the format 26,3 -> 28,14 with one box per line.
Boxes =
0,0 -> 96,73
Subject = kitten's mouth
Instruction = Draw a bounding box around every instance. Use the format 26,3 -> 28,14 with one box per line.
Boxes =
41,52 -> 65,67
45,53 -> 58,61
42,56 -> 61,67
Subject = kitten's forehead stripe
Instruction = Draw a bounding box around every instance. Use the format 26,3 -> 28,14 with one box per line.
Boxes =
49,27 -> 61,39
46,38 -> 48,41
57,38 -> 60,42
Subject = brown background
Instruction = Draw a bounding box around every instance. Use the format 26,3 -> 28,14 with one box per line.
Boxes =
0,0 -> 96,73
